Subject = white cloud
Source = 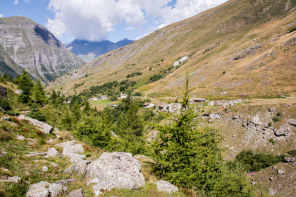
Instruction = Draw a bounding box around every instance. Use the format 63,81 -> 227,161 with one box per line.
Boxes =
0,13 -> 3,18
46,0 -> 227,41
14,0 -> 19,5
24,0 -> 30,3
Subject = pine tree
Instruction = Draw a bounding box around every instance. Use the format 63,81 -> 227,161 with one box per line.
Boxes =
18,69 -> 34,103
49,90 -> 58,104
33,79 -> 46,105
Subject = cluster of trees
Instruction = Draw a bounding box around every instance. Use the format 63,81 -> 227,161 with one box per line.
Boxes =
79,79 -> 136,99
147,65 -> 181,83
126,72 -> 142,78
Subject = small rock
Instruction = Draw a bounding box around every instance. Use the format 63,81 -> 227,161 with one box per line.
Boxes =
251,181 -> 256,185
269,188 -> 276,195
68,189 -> 83,197
277,169 -> 285,175
64,161 -> 90,176
288,119 -> 296,126
274,125 -> 291,137
55,140 -> 76,148
56,179 -> 77,185
0,167 -> 10,173
270,177 -> 274,181
49,183 -> 67,197
51,163 -> 59,167
209,114 -> 220,119
232,115 -> 239,120
42,166 -> 48,172
17,135 -> 25,141
1,116 -> 10,121
47,148 -> 61,157
63,144 -> 84,155
156,180 -> 178,193
0,176 -> 21,184
268,108 -> 276,112
285,157 -> 296,163
25,152 -> 47,157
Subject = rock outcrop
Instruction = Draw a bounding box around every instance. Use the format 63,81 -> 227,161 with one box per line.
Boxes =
18,115 -> 53,134
26,181 -> 67,197
86,152 -> 145,196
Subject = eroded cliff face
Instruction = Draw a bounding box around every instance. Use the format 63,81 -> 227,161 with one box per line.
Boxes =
0,16 -> 84,83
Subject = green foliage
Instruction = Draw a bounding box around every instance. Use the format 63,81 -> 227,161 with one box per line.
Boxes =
232,150 -> 284,172
126,72 -> 142,78
148,74 -> 162,82
33,79 -> 46,105
109,96 -> 118,101
287,149 -> 296,156
17,69 -> 34,103
142,110 -> 155,121
0,96 -> 11,111
74,115 -> 112,148
287,26 -> 296,33
133,92 -> 143,97
268,122 -> 272,127
276,112 -> 281,116
27,107 -> 46,121
269,138 -> 276,145
272,116 -> 280,122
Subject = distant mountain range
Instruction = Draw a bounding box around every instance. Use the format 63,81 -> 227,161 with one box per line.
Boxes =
0,16 -> 85,83
66,38 -> 134,62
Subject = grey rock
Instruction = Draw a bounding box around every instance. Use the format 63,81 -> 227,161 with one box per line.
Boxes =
17,135 -> 25,141
165,103 -> 182,113
18,115 -> 53,134
56,179 -> 77,185
63,144 -> 84,155
209,114 -> 220,119
68,189 -> 83,197
64,161 -> 90,176
269,188 -> 276,196
1,116 -> 10,121
277,169 -> 285,175
0,176 -> 21,183
25,152 -> 47,157
288,119 -> 296,126
49,183 -> 67,197
42,166 -> 48,172
285,157 -> 296,163
270,177 -> 274,181
86,152 -> 145,196
274,125 -> 291,137
268,108 -> 276,112
55,140 -> 76,148
147,130 -> 159,142
156,180 -> 178,193
63,153 -> 86,163
47,148 -> 61,157
26,181 -> 50,197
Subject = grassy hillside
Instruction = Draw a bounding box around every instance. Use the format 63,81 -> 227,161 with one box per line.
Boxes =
48,0 -> 296,99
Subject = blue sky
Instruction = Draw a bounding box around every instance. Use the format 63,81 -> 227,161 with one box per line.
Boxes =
0,0 -> 227,43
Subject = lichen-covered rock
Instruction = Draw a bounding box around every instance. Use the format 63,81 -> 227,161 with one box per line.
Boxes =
18,115 -> 53,134
64,161 -> 90,176
63,144 -> 84,155
156,180 -> 178,193
26,181 -> 50,197
86,152 -> 145,196
47,148 -> 61,157
48,183 -> 67,197
63,153 -> 86,163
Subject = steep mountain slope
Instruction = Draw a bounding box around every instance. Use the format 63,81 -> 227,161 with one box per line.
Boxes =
49,0 -> 296,98
66,38 -> 134,62
0,16 -> 85,83
0,43 -> 22,78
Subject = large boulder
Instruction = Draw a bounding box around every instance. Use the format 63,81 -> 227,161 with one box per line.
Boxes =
86,152 -> 145,196
55,140 -> 76,148
18,115 -> 53,134
156,180 -> 178,193
68,189 -> 83,197
49,183 -> 68,197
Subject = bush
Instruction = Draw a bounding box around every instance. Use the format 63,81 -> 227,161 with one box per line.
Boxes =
0,130 -> 12,142
268,122 -> 272,127
0,97 -> 11,111
142,110 -> 155,121
272,116 -> 280,122
148,74 -> 162,82
27,105 -> 46,122
109,96 -> 118,101
233,150 -> 283,172
288,149 -> 296,156
133,92 -> 143,97
276,112 -> 281,116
